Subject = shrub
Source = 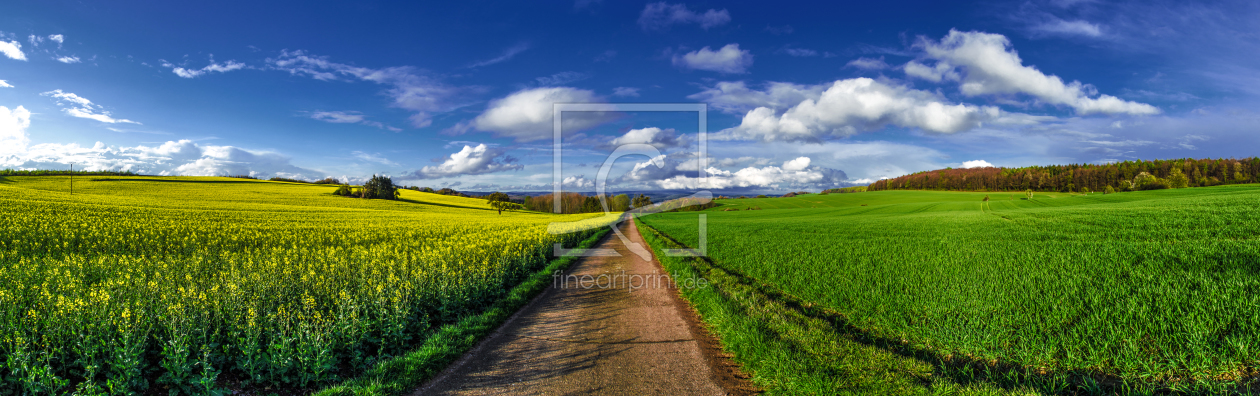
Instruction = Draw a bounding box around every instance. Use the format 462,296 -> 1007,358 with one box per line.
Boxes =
782,192 -> 798,198
1081,187 -> 1091,193
435,188 -> 459,196
333,184 -> 354,197
1104,185 -> 1115,194
756,195 -> 768,198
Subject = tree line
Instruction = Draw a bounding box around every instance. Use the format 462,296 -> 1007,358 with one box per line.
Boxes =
868,157 -> 1260,192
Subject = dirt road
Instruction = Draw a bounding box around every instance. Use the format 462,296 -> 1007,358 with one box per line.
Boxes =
413,219 -> 754,395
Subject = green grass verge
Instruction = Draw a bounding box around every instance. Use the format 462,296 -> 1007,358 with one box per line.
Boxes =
314,227 -> 610,396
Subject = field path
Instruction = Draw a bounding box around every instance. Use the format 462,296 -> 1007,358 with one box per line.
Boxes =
413,220 -> 754,395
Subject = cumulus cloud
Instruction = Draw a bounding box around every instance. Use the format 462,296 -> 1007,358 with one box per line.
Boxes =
961,159 -> 995,168
0,106 -> 32,155
0,41 -> 27,61
56,56 -> 80,64
913,30 -> 1158,115
638,2 -> 731,31
672,44 -> 753,74
612,87 -> 640,97
41,89 -> 140,124
0,80 -> 12,88
408,144 -> 523,179
611,151 -> 847,191
268,50 -> 476,127
846,57 -> 888,69
2,139 -> 325,180
470,87 -> 609,142
903,60 -> 960,83
162,60 -> 246,78
689,81 -> 826,114
309,111 -> 402,131
712,78 -> 1000,142
608,127 -> 683,149
47,34 -> 63,44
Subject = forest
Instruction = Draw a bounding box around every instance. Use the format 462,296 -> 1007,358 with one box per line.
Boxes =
868,157 -> 1259,192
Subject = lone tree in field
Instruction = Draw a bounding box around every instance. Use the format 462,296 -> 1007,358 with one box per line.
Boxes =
485,191 -> 521,215
361,174 -> 400,200
1025,189 -> 1033,200
632,194 -> 653,209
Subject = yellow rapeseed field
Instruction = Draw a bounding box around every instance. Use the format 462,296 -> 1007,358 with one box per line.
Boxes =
0,176 -> 613,394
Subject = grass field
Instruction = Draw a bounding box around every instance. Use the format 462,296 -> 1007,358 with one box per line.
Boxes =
639,185 -> 1260,394
0,176 -> 612,394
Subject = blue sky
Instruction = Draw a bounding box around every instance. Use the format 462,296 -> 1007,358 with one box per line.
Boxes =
2,0 -> 1258,192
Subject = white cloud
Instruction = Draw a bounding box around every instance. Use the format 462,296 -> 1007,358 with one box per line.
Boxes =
961,159 -> 995,168
609,127 -> 683,149
309,111 -> 402,131
903,60 -> 960,83
672,44 -> 753,74
164,60 -> 246,78
470,87 -> 608,142
469,43 -> 530,68
56,56 -> 80,64
715,78 -> 1000,142
47,34 -> 63,44
915,30 -> 1158,115
638,2 -> 731,31
351,151 -> 399,166
268,50 -> 474,127
536,71 -> 589,86
781,156 -> 810,171
0,80 -> 12,88
783,48 -> 818,57
409,144 -> 523,179
0,41 -> 27,61
1032,19 -> 1103,37
563,176 -> 594,188
0,106 -> 31,156
846,57 -> 888,69
40,89 -> 140,124
689,81 -> 826,114
612,87 -> 640,97
2,139 -> 324,180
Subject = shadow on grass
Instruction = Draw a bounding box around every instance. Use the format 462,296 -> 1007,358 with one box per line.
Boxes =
640,224 -> 1260,396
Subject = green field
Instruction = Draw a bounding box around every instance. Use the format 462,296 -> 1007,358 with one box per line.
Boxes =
0,176 -> 610,394
640,185 -> 1260,394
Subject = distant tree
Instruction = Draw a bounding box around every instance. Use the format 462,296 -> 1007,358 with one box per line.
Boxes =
756,194 -> 767,198
609,194 -> 631,212
485,191 -> 519,214
1104,185 -> 1115,194
1025,189 -> 1033,200
435,188 -> 458,196
1167,167 -> 1190,189
632,194 -> 653,209
1132,172 -> 1159,190
420,187 -> 435,193
312,177 -> 341,185
1081,187 -> 1091,193
581,196 -> 602,213
361,175 -> 400,200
